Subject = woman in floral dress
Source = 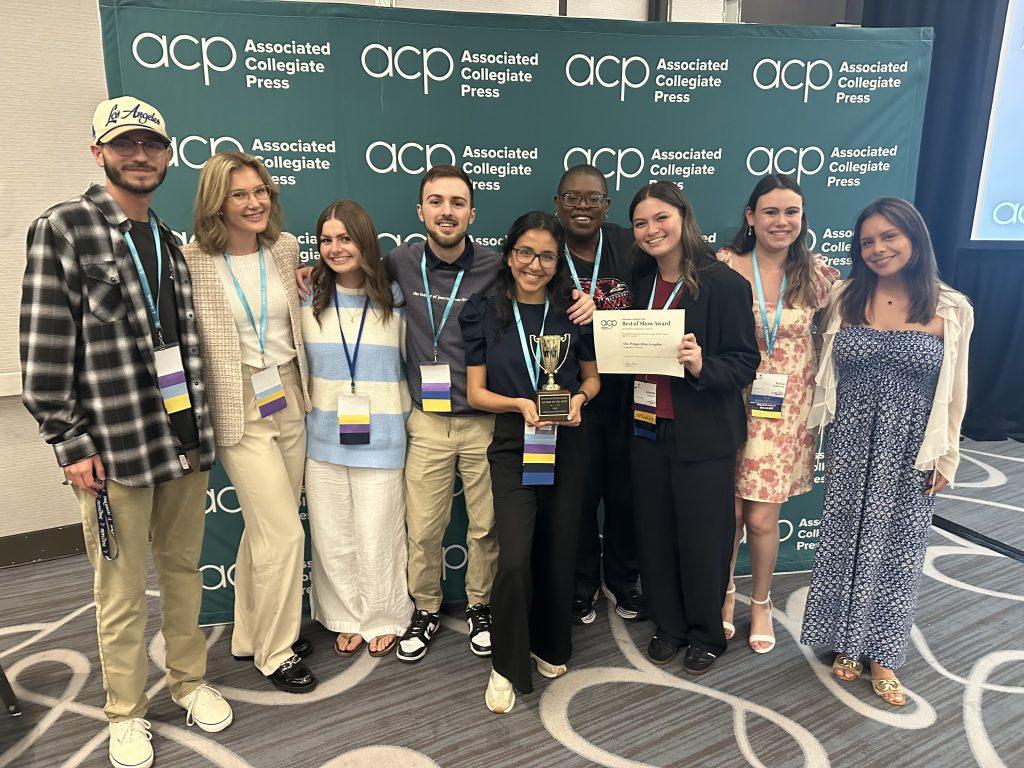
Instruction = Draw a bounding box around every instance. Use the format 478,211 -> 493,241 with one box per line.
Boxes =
800,197 -> 972,706
718,174 -> 838,653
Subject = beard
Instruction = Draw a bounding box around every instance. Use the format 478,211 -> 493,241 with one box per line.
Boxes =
104,161 -> 168,194
424,218 -> 467,249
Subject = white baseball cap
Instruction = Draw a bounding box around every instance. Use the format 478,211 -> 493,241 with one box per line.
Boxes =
92,96 -> 168,144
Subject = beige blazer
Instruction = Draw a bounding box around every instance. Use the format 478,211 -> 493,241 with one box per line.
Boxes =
808,279 -> 973,486
182,232 -> 311,447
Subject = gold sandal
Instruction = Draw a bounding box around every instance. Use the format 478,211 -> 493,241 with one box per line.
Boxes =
872,677 -> 908,707
832,654 -> 863,681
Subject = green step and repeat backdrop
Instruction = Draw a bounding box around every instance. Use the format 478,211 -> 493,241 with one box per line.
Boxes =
98,0 -> 933,624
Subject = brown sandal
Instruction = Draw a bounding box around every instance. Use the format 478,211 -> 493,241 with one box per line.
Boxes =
872,677 -> 908,707
368,634 -> 397,658
335,633 -> 364,658
832,654 -> 863,681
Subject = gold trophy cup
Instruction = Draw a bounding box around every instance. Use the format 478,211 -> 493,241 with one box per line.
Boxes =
530,333 -> 572,421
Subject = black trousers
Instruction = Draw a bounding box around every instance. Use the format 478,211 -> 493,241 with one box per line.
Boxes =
631,420 -> 735,656
574,413 -> 638,598
489,412 -> 587,694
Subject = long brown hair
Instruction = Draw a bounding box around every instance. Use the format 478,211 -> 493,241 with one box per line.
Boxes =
192,151 -> 283,254
727,173 -> 818,309
311,200 -> 395,326
840,197 -> 940,326
628,182 -> 713,300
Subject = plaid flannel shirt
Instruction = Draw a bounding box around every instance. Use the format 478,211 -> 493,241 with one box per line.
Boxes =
20,184 -> 215,486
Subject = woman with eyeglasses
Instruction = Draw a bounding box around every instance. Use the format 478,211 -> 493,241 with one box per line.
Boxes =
629,182 -> 759,676
460,211 -> 600,714
553,164 -> 645,626
182,151 -> 316,693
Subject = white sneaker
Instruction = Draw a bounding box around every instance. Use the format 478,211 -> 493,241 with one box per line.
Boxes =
172,683 -> 233,733
485,669 -> 515,714
531,653 -> 567,679
108,718 -> 153,768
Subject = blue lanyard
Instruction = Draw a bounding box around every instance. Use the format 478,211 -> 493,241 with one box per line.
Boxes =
334,290 -> 371,394
223,244 -> 269,365
565,228 -> 603,300
513,297 -> 549,388
751,249 -> 787,358
122,212 -> 165,345
647,276 -> 685,310
420,254 -> 465,360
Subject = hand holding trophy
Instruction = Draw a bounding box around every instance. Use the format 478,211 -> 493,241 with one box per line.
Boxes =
531,333 -> 572,421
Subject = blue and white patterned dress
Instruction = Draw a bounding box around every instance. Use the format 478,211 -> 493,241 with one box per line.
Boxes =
800,326 -> 944,670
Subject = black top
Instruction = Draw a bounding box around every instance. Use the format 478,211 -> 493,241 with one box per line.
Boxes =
128,219 -> 200,451
567,222 -> 635,424
460,293 -> 596,401
632,254 -> 760,461
424,236 -> 476,271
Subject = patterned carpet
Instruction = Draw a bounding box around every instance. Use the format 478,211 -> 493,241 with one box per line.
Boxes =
1,438 -> 1022,767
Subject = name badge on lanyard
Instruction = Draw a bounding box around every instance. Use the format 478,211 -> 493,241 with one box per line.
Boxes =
224,245 -> 287,418
522,424 -> 557,486
633,380 -> 657,440
420,253 -> 464,413
750,249 -> 788,419
335,291 -> 372,443
125,213 -> 194,416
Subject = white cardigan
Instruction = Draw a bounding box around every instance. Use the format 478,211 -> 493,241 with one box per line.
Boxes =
807,280 -> 974,486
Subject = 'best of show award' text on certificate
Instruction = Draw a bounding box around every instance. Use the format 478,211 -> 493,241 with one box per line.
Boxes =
593,309 -> 686,377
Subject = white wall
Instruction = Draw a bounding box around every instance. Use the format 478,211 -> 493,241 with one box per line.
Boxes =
0,0 -> 725,540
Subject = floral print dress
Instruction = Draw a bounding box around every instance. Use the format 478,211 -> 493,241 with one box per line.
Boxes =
717,250 -> 839,503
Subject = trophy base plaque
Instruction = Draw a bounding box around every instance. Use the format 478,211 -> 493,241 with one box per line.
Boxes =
537,388 -> 572,421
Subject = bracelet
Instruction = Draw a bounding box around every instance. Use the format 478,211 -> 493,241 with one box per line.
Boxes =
576,390 -> 591,406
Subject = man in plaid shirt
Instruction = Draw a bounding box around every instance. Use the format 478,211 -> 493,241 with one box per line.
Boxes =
20,96 -> 233,768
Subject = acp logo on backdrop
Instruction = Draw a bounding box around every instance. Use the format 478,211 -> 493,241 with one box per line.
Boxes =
564,53 -> 650,102
361,44 -> 455,95
752,59 -> 833,103
365,141 -> 457,174
168,135 -> 245,169
992,201 -> 1024,225
132,32 -> 237,86
563,146 -> 644,191
746,145 -> 824,182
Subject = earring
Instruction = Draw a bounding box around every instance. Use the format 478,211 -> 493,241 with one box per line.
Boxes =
747,226 -> 753,237
217,212 -> 224,219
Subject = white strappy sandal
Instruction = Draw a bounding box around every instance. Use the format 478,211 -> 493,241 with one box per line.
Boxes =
723,584 -> 737,641
748,592 -> 776,654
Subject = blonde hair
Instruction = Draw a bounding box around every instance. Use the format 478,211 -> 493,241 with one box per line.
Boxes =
192,151 -> 283,254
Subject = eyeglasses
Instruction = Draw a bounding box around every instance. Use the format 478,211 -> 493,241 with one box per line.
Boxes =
511,247 -> 558,269
103,137 -> 171,157
559,192 -> 607,208
225,185 -> 272,206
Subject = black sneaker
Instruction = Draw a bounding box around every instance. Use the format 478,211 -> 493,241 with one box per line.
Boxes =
647,634 -> 682,665
573,594 -> 597,625
267,655 -> 317,693
613,588 -> 648,621
682,646 -> 718,676
466,604 -> 492,657
397,609 -> 440,663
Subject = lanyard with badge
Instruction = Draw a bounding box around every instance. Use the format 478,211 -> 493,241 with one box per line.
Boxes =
123,212 -> 193,417
748,249 -> 789,419
632,277 -> 685,440
513,298 -> 557,486
335,290 -> 372,444
565,228 -> 603,301
223,245 -> 287,418
419,253 -> 464,412
95,483 -> 118,561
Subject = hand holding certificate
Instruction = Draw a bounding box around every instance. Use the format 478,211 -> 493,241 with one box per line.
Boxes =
593,309 -> 686,377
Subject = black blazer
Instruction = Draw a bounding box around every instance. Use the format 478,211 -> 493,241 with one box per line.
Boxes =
632,253 -> 759,461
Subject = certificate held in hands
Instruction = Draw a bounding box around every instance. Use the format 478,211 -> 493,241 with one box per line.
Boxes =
593,309 -> 686,377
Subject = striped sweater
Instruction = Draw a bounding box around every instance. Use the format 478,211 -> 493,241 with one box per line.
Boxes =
301,282 -> 410,469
